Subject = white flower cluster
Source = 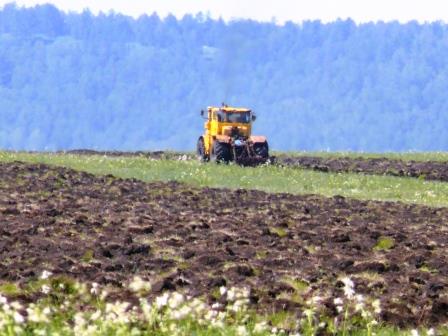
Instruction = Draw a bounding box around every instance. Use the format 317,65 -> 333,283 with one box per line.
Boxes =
0,275 -> 441,336
128,276 -> 151,294
222,286 -> 251,313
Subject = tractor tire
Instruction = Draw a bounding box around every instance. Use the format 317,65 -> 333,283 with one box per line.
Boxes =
197,137 -> 208,162
211,141 -> 231,163
253,141 -> 269,159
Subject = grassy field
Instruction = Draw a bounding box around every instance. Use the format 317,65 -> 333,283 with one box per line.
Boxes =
1,151 -> 448,207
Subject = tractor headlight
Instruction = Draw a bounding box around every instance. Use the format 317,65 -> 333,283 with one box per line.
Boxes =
234,139 -> 244,146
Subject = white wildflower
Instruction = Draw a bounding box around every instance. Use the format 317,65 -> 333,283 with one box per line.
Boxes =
211,302 -> 221,310
308,295 -> 322,305
10,301 -> 22,310
0,295 -> 7,305
86,325 -> 99,334
227,288 -> 236,301
168,292 -> 184,309
341,277 -> 354,288
100,289 -> 109,300
334,297 -> 343,306
191,298 -> 207,315
74,312 -> 86,328
130,327 -> 141,336
219,286 -> 227,296
253,321 -> 268,333
40,270 -> 52,280
344,286 -> 355,298
341,277 -> 355,299
238,287 -> 250,299
204,309 -> 217,321
304,308 -> 314,319
236,325 -> 248,336
427,328 -> 435,336
171,306 -> 191,320
411,329 -> 419,336
372,299 -> 381,314
13,311 -> 25,324
155,293 -> 169,309
90,282 -> 99,295
129,276 -> 151,293
41,285 -> 51,294
26,305 -> 49,323
13,326 -> 23,334
211,319 -> 225,328
90,310 -> 102,321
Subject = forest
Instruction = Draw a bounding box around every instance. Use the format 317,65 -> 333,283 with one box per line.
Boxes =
1,3 -> 448,151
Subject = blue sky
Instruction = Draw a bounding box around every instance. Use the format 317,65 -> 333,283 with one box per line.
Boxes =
1,0 -> 448,23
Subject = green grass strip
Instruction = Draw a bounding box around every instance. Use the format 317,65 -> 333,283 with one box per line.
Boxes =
1,151 -> 448,208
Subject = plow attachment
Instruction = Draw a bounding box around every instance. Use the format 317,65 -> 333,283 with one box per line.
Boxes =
231,141 -> 270,166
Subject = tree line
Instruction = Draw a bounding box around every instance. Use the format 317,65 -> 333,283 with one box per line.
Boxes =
1,3 -> 448,151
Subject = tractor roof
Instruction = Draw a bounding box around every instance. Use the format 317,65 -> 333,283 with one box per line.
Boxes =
208,106 -> 251,113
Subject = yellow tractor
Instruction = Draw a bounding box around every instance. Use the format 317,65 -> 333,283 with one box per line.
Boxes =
197,104 -> 269,165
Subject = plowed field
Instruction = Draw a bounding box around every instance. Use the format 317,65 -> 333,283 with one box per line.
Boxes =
279,156 -> 448,182
1,162 -> 447,326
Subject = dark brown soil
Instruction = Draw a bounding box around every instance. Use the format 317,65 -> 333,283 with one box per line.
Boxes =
1,161 -> 447,326
279,156 -> 448,182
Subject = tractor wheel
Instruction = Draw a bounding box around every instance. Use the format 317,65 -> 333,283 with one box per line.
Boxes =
196,137 -> 208,162
211,141 -> 231,163
253,142 -> 269,159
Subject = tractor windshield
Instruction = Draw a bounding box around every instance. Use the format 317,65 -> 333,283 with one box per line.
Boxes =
223,112 -> 251,123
